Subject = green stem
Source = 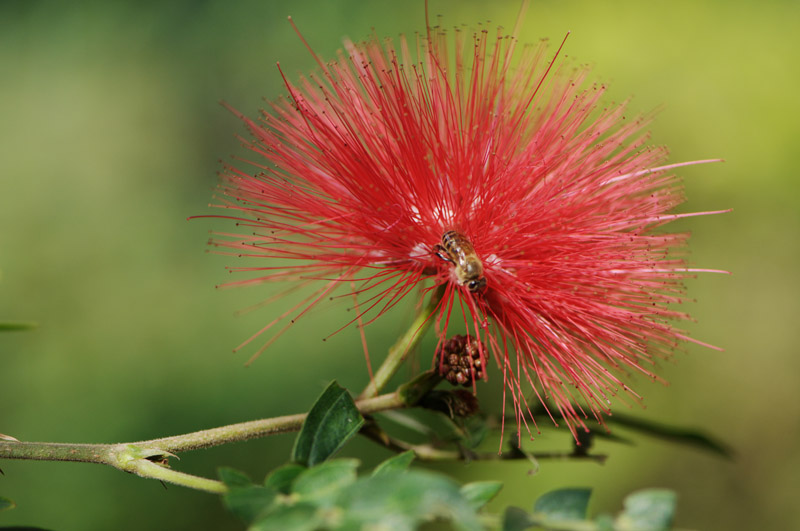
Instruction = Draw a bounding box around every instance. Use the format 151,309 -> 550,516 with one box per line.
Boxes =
0,391 -> 406,493
0,287 -> 445,493
125,460 -> 228,494
0,442 -> 114,464
359,285 -> 444,400
136,391 -> 405,452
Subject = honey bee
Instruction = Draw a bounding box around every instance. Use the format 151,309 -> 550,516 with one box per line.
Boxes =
435,230 -> 487,292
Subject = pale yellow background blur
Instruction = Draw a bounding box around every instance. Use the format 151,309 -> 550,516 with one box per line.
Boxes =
1,1 -> 797,529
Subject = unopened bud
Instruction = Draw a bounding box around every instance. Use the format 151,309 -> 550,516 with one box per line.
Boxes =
437,334 -> 486,387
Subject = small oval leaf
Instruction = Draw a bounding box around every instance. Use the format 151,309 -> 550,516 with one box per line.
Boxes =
292,458 -> 359,507
338,469 -> 481,531
223,487 -> 277,524
534,487 -> 592,521
502,506 -> 536,531
371,450 -> 415,477
461,481 -> 503,510
616,489 -> 676,531
291,381 -> 364,467
218,467 -> 254,488
608,413 -> 733,458
251,501 -> 322,531
264,463 -> 305,494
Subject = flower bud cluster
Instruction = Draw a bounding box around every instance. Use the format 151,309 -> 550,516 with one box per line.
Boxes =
438,335 -> 485,387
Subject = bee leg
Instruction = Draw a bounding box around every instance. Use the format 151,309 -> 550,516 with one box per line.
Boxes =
434,244 -> 455,264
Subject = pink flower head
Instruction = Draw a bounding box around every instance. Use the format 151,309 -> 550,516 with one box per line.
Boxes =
211,14 -> 724,438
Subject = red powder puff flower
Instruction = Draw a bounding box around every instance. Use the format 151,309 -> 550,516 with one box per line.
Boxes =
209,14 -> 725,438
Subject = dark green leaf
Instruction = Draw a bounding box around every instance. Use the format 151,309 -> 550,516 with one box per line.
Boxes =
0,496 -> 15,511
462,415 -> 489,449
616,489 -> 676,531
460,481 -> 503,510
417,389 -> 481,419
291,381 -> 364,467
382,408 -> 488,451
371,450 -> 415,477
291,458 -> 359,507
264,463 -> 305,494
0,321 -> 37,331
218,467 -> 254,488
534,488 -> 592,521
607,412 -> 733,458
338,469 -> 481,531
502,506 -> 536,531
222,485 -> 277,524
250,502 -> 322,531
382,407 -> 468,445
397,369 -> 443,405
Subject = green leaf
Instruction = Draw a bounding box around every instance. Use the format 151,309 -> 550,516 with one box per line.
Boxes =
0,496 -> 16,511
219,466 -> 278,524
616,489 -> 676,531
381,407 -> 468,446
371,450 -> 415,477
0,321 -> 38,331
264,463 -> 305,494
397,369 -> 442,405
534,488 -> 592,521
378,409 -> 436,436
461,481 -> 503,510
291,381 -> 365,467
250,502 -> 322,531
502,506 -> 536,531
607,412 -> 733,458
337,469 -> 481,531
218,467 -> 254,488
291,458 -> 359,507
222,485 -> 277,524
462,415 -> 489,449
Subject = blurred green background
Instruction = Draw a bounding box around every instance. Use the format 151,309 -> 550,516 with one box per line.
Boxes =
1,0 -> 797,529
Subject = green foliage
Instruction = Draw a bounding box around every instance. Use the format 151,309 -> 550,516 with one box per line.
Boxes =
616,489 -> 677,531
336,467 -> 482,531
221,456 -> 486,531
220,382 -> 491,530
378,406 -> 487,450
213,380 -> 689,530
533,487 -> 592,521
291,459 -> 359,507
460,481 -> 504,510
219,467 -> 255,488
604,413 -> 733,459
264,464 -> 306,494
503,488 -> 678,531
222,484 -> 278,523
370,450 -> 415,477
291,381 -> 364,467
503,506 -> 536,531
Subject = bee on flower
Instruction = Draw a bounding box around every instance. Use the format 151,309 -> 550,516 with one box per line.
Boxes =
209,7 -> 725,439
